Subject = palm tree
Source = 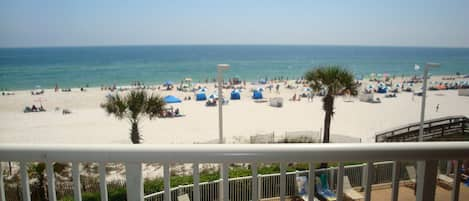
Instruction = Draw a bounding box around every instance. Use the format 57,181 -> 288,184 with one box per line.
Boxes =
101,90 -> 165,144
305,66 -> 358,144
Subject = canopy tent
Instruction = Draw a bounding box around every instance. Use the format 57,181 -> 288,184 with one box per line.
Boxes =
230,90 -> 241,100
196,93 -> 207,101
163,95 -> 182,103
252,90 -> 263,99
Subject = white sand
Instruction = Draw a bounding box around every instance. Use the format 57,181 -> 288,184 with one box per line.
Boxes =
1,77 -> 469,145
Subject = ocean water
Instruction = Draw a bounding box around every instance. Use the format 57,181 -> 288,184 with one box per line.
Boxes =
1,45 -> 469,90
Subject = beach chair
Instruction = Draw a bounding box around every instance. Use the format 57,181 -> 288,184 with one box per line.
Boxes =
343,176 -> 364,200
177,194 -> 191,201
437,169 -> 454,189
405,166 -> 416,188
316,175 -> 337,201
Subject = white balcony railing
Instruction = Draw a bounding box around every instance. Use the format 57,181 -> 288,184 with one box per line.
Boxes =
1,142 -> 469,201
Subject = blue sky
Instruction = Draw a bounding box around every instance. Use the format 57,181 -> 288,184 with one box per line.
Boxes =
1,0 -> 468,47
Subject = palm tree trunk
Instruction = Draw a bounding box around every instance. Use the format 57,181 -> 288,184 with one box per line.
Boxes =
130,121 -> 140,144
320,95 -> 334,169
322,95 -> 334,143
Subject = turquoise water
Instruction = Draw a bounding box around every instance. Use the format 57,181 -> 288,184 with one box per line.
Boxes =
1,45 -> 469,90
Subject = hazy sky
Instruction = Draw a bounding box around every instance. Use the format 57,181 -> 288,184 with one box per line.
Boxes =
1,0 -> 468,47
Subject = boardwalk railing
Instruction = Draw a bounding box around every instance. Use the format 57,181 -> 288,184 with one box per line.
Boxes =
375,115 -> 469,142
1,142 -> 469,201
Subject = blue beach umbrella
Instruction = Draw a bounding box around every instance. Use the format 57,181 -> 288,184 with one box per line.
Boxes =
163,80 -> 173,86
163,95 -> 181,103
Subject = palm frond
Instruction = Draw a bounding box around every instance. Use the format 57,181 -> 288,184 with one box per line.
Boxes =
145,94 -> 166,119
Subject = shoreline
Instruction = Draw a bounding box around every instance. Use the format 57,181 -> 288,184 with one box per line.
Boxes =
1,74 -> 467,92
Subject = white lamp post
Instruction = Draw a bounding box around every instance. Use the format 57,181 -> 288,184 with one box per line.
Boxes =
418,62 -> 440,141
217,64 -> 230,144
415,62 -> 439,201
217,64 -> 229,201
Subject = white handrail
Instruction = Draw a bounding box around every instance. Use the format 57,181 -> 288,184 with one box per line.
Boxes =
1,142 -> 469,163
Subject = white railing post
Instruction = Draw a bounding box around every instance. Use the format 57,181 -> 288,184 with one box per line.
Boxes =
20,162 -> 31,201
329,167 -> 335,190
416,160 -> 438,201
72,162 -> 82,201
0,162 -> 5,201
252,163 -> 258,201
364,162 -> 373,201
193,163 -> 200,201
451,160 -> 462,201
308,163 -> 315,201
46,161 -> 57,201
280,163 -> 286,201
446,160 -> 452,175
391,161 -> 400,201
361,163 -> 367,189
164,163 -> 171,201
222,163 -> 229,201
258,174 -> 263,199
126,162 -> 143,201
337,162 -> 344,201
98,162 -> 108,201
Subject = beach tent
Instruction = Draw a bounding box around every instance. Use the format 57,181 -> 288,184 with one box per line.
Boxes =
196,93 -> 207,101
252,90 -> 263,99
163,95 -> 181,104
230,90 -> 241,100
303,87 -> 312,92
377,83 -> 387,93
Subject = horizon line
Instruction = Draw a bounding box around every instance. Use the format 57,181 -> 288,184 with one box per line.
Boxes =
2,43 -> 469,49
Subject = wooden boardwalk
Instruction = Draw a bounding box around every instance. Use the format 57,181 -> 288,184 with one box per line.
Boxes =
375,115 -> 469,142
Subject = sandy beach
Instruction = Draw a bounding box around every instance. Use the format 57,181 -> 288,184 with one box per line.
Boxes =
1,76 -> 469,145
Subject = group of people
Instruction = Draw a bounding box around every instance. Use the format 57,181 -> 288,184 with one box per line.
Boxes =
24,104 -> 46,113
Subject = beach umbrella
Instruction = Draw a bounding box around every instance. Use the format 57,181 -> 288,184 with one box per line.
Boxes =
304,87 -> 312,92
163,80 -> 173,86
163,95 -> 181,104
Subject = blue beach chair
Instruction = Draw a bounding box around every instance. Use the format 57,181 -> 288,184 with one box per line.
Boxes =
316,174 -> 337,201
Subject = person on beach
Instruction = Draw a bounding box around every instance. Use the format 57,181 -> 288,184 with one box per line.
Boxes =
276,84 -> 280,93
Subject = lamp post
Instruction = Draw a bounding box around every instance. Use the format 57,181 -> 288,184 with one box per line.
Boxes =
217,64 -> 229,201
217,64 -> 230,144
418,62 -> 440,141
415,62 -> 440,201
